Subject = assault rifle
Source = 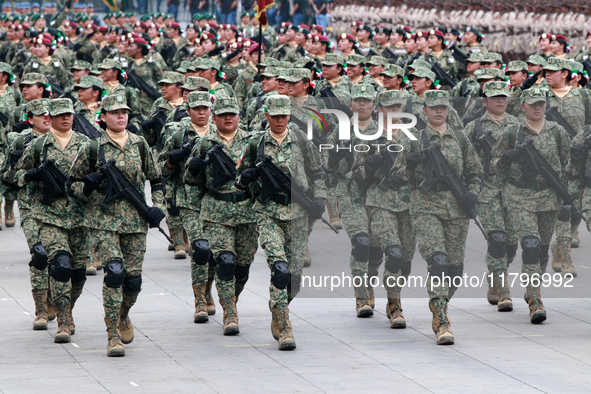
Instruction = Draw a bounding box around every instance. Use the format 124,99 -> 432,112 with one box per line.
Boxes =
255,155 -> 339,234
318,86 -> 353,117
126,69 -> 162,100
545,106 -> 577,139
475,128 -> 496,175
377,141 -> 401,191
37,159 -> 68,205
73,113 -> 101,140
97,159 -> 173,243
202,142 -> 239,192
430,61 -> 457,88
447,40 -> 469,64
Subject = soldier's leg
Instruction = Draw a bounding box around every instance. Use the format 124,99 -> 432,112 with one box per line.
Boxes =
167,210 -> 186,259
204,221 -> 239,335
288,215 -> 306,303
562,210 -> 580,276
326,188 -> 342,230
4,198 -> 15,227
38,223 -> 73,343
234,222 -> 259,301
179,207 -> 211,322
67,227 -> 90,335
551,213 -> 571,273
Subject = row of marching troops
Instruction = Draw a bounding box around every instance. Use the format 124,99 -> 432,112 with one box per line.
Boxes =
0,9 -> 590,355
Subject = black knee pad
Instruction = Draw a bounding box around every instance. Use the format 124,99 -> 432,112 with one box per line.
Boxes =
235,265 -> 250,284
191,239 -> 211,265
427,252 -> 449,277
368,246 -> 383,268
351,233 -> 370,262
71,268 -> 86,287
104,260 -> 124,288
448,264 -> 464,280
521,236 -> 541,265
506,243 -> 518,261
50,251 -> 73,282
216,251 -> 236,281
487,231 -> 507,259
123,274 -> 142,296
271,260 -> 290,289
288,273 -> 301,295
29,242 -> 48,270
401,261 -> 412,277
558,205 -> 571,221
384,245 -> 403,273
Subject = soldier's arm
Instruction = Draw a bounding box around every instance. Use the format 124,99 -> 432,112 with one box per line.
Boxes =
157,133 -> 176,177
566,127 -> 587,178
305,138 -> 327,199
491,127 -> 511,175
141,138 -> 165,208
184,137 -> 206,185
462,135 -> 484,194
14,141 -> 36,187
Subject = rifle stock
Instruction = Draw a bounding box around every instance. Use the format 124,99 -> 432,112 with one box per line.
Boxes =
38,159 -> 68,205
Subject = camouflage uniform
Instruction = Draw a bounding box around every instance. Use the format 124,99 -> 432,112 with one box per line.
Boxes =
491,88 -> 571,324
238,95 -> 327,349
23,54 -> 72,91
128,54 -> 165,116
73,75 -> 107,127
145,72 -> 185,149
163,76 -> 210,126
69,95 -> 165,356
184,97 -> 258,334
194,58 -> 235,99
394,90 -> 483,344
16,100 -> 90,342
361,56 -> 388,93
93,42 -> 117,65
312,54 -> 352,98
72,35 -> 98,63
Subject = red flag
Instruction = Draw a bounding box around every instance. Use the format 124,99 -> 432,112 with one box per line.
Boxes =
255,0 -> 274,26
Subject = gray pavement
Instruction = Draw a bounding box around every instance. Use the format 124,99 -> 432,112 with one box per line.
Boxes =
1,205 -> 591,393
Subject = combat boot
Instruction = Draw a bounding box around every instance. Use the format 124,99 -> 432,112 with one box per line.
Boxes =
119,305 -> 135,344
561,243 -> 577,277
528,286 -> 546,324
486,274 -> 499,305
47,297 -> 56,321
205,270 -> 216,315
192,283 -> 209,323
386,298 -> 406,328
550,242 -> 565,273
326,199 -> 343,230
274,305 -> 296,350
86,260 -> 97,276
31,291 -> 48,330
93,246 -> 103,271
105,315 -> 125,357
67,304 -> 75,335
269,301 -> 280,340
367,285 -> 375,310
430,298 -> 454,345
4,199 -> 15,227
182,229 -> 190,255
354,286 -> 373,318
54,300 -> 71,343
219,296 -> 239,335
172,229 -> 187,259
571,227 -> 580,248
497,271 -> 513,312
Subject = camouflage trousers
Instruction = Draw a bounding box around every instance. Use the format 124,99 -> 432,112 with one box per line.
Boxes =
38,223 -> 89,305
257,213 -> 306,309
478,192 -> 517,273
202,220 -> 258,303
178,207 -> 208,288
20,207 -> 47,292
368,207 -> 415,298
509,208 -> 557,278
413,213 -> 469,299
94,230 -> 146,321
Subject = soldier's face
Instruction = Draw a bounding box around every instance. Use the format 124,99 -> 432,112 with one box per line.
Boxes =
286,29 -> 295,41
277,33 -> 286,44
16,29 -> 24,39
21,84 -> 43,101
128,43 -> 141,58
521,101 -> 546,121
356,30 -> 369,42
241,16 -> 250,26
337,39 -> 352,53
261,76 -> 277,93
415,37 -> 428,51
77,86 -> 97,103
101,109 -> 129,132
201,39 -> 216,52
466,61 -> 480,74
550,40 -> 564,55
189,106 -> 210,126
483,96 -> 508,115
31,114 -> 51,133
404,39 -> 416,52
528,64 -> 542,74
100,69 -> 118,82
35,43 -> 49,58
311,41 -> 323,54
295,33 -> 306,46
423,105 -> 448,126
444,32 -> 456,42
411,76 -> 431,94
368,64 -> 384,78
508,71 -> 527,87
375,32 -> 388,45
51,113 -> 73,132
6,29 -> 15,40
350,98 -> 373,120
161,83 -> 181,100
277,80 -> 289,95
347,64 -> 362,78
383,75 -> 401,90
391,33 -> 401,43
539,38 -> 551,51
213,113 -> 239,134
288,80 -> 309,97
186,28 -> 198,41
148,27 -> 159,38
463,31 -> 476,44
321,64 -> 340,80
35,19 -> 46,29
72,69 -> 89,83
94,32 -> 104,42
427,35 -> 440,49
265,114 -> 289,133
545,69 -> 568,88
197,68 -> 216,83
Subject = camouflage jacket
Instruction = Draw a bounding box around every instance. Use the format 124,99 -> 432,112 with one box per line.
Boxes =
93,43 -> 117,65
171,42 -> 196,70
361,75 -> 386,93
238,126 -> 327,221
15,131 -> 88,229
23,55 -> 72,91
395,124 -> 483,218
69,131 -> 164,233
128,55 -> 164,116
458,43 -> 488,55
6,41 -> 24,69
108,82 -> 143,129
185,128 -> 257,226
313,75 -> 353,99
408,95 -> 464,131
425,49 -> 459,80
546,88 -> 587,136
269,44 -> 297,63
147,97 -> 179,147
221,61 -> 246,87
491,120 -> 570,212
10,45 -> 32,77
73,100 -> 102,131
566,126 -> 591,208
575,48 -> 591,63
73,36 -> 98,63
233,65 -> 259,108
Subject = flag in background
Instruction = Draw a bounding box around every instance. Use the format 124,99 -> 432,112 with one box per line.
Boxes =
102,0 -> 117,11
255,0 -> 274,26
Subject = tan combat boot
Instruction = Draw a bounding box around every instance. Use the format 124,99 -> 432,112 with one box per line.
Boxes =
182,229 -> 191,255
571,227 -> 580,248
54,301 -> 71,343
430,298 -> 454,345
31,291 -> 48,330
47,296 -> 56,321
528,286 -> 546,324
172,229 -> 187,259
550,242 -> 565,273
367,285 -> 375,310
269,301 -> 280,340
274,305 -> 296,350
497,271 -> 513,312
561,243 -> 577,277
354,286 -> 373,318
326,199 -> 343,230
4,199 -> 15,227
119,306 -> 135,345
67,304 -> 75,335
386,298 -> 406,328
205,270 -> 216,315
86,260 -> 97,276
192,283 -> 209,323
105,315 -> 125,357
219,296 -> 239,335
486,274 -> 499,305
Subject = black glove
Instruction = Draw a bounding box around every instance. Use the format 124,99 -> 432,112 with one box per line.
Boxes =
146,206 -> 165,228
168,149 -> 188,166
309,197 -> 326,220
499,149 -> 520,166
327,148 -> 346,169
570,143 -> 589,166
520,70 -> 542,91
10,150 -> 23,167
141,118 -> 155,131
405,151 -> 426,172
188,157 -> 207,176
239,168 -> 258,186
83,172 -> 104,194
460,191 -> 478,211
126,123 -> 139,135
24,168 -> 41,183
364,154 -> 384,176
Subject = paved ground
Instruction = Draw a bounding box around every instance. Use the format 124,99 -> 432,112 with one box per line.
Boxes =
1,205 -> 591,393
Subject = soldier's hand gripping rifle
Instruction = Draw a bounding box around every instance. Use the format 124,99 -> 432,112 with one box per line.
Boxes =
254,155 -> 339,234
73,113 -> 101,140
126,69 -> 162,101
37,159 -> 68,205
97,159 -> 173,243
202,142 -> 239,192
475,129 -> 497,175
418,143 -> 488,239
376,144 -> 401,191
